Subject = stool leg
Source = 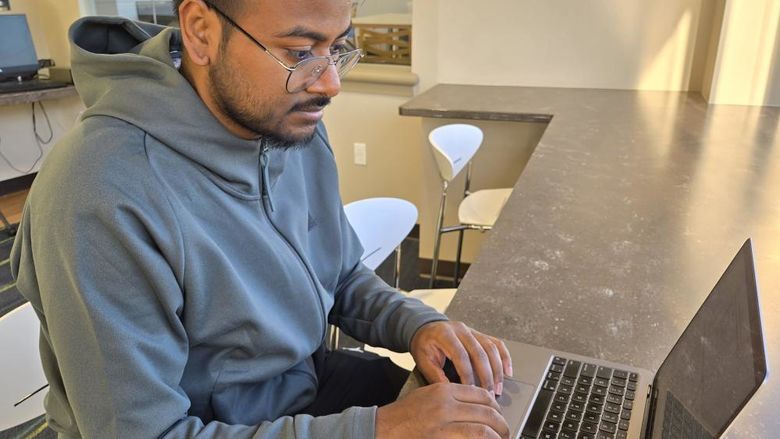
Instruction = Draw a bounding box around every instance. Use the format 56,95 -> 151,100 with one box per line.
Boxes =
454,229 -> 464,286
393,244 -> 402,289
430,186 -> 448,288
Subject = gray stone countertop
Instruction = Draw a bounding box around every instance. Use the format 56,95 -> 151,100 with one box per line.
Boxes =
400,84 -> 780,437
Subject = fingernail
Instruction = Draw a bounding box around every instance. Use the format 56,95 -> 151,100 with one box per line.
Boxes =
496,382 -> 503,396
508,365 -> 514,377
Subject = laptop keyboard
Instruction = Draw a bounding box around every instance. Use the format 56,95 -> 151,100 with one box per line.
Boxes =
661,391 -> 714,439
520,356 -> 639,439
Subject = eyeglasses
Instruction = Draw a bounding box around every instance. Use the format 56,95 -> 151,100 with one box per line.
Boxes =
204,2 -> 363,93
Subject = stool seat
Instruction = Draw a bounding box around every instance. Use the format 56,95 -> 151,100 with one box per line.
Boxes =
459,188 -> 513,227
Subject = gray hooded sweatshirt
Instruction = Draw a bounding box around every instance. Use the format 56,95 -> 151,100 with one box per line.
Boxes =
10,17 -> 446,438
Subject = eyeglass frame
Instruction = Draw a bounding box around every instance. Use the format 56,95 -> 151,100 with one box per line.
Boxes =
202,1 -> 363,93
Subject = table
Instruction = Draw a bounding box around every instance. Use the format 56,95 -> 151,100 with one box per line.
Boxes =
400,85 -> 780,438
0,85 -> 78,106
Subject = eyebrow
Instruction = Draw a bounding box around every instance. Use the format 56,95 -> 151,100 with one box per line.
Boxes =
275,24 -> 353,43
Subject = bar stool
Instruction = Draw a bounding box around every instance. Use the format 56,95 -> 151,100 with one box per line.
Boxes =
330,197 -> 418,349
428,124 -> 512,287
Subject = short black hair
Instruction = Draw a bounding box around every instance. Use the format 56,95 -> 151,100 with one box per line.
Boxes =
173,0 -> 244,18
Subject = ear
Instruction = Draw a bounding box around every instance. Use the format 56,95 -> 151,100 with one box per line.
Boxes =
178,0 -> 223,66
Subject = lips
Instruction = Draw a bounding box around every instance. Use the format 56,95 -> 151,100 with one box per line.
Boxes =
290,97 -> 331,114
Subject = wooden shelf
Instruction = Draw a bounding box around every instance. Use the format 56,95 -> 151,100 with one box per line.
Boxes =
0,85 -> 79,106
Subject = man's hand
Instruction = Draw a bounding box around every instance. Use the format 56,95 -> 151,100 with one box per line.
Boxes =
375,383 -> 510,439
410,321 -> 513,395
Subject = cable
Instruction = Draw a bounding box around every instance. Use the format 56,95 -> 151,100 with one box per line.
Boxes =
0,101 -> 51,175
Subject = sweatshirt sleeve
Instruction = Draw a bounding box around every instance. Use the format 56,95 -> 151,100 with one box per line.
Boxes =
10,178 -> 377,439
328,205 -> 448,353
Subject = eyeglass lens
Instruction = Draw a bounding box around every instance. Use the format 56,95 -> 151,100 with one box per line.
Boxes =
286,50 -> 362,93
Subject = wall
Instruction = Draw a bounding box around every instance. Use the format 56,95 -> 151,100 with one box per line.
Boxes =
0,1 -> 84,183
706,0 -> 780,106
413,0 -> 717,93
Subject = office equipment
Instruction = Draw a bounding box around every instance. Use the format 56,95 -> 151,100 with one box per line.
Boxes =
0,14 -> 68,91
495,239 -> 767,439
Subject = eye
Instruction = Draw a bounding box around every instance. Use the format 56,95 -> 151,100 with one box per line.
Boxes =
287,49 -> 313,62
330,43 -> 349,56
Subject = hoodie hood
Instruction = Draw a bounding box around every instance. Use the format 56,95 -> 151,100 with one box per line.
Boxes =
69,16 -> 274,195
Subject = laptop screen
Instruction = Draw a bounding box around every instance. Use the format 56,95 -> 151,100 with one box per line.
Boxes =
649,239 -> 767,438
0,14 -> 39,81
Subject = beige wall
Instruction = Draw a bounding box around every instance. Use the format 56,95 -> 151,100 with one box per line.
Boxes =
0,1 -> 84,183
706,0 -> 780,106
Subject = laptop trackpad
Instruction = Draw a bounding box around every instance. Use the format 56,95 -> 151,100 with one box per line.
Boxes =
497,377 -> 535,437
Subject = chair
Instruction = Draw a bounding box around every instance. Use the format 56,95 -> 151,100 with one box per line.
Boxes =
343,197 -> 418,287
427,124 -> 513,287
0,302 -> 47,431
330,197 -> 418,349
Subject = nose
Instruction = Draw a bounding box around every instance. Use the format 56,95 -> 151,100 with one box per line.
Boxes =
305,63 -> 341,97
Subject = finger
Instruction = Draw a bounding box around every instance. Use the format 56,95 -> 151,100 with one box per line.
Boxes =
445,423 -> 503,439
495,338 -> 513,377
449,383 -> 501,412
417,357 -> 450,384
480,337 -> 504,394
457,328 -> 494,393
451,403 -> 510,439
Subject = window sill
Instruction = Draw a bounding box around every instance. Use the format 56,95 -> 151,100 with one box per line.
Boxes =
341,64 -> 418,96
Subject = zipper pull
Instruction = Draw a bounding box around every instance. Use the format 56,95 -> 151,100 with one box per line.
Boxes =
260,144 -> 275,212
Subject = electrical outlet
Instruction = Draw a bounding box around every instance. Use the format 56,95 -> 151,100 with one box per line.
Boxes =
353,142 -> 367,166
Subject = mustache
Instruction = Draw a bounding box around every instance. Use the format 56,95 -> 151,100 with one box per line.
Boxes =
290,96 -> 332,112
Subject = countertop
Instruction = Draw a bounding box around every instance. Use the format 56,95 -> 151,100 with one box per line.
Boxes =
0,85 -> 78,106
400,84 -> 780,438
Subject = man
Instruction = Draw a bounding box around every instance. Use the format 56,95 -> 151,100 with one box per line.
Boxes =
11,0 -> 512,437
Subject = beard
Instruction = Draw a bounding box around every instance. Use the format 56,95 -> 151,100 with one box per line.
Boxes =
209,54 -> 330,149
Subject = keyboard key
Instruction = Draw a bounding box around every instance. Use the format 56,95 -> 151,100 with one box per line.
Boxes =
559,385 -> 573,395
626,381 -> 637,391
544,380 -> 558,391
620,410 -> 631,420
581,422 -> 599,434
606,394 -> 622,405
553,356 -> 567,366
600,421 -> 617,434
604,402 -> 620,414
625,390 -> 635,401
611,377 -> 626,387
623,400 -> 633,410
584,412 -> 600,423
562,420 -> 579,432
573,393 -> 588,403
560,431 -> 576,439
581,363 -> 598,378
564,360 -> 582,378
579,376 -> 594,385
552,401 -> 567,412
616,431 -> 628,439
566,410 -> 583,422
597,432 -> 615,439
551,364 -> 564,373
613,370 -> 628,380
596,366 -> 613,379
578,433 -> 596,439
562,377 -> 576,386
594,377 -> 609,388
618,419 -> 630,431
591,386 -> 607,396
544,420 -> 561,432
589,394 -> 605,405
540,431 -> 556,439
586,403 -> 602,414
577,384 -> 591,393
520,388 -> 553,439
608,386 -> 625,396
628,372 -> 638,382
555,393 -> 570,403
548,371 -> 562,381
570,401 -> 585,412
602,411 -> 619,423
548,411 -> 564,422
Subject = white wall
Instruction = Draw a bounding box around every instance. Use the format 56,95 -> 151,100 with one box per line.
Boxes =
0,0 -> 84,182
413,0 -> 717,93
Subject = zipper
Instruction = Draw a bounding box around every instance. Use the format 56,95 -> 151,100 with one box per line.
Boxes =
258,141 -> 328,344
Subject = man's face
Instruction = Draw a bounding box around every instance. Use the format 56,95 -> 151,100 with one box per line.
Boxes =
208,0 -> 352,147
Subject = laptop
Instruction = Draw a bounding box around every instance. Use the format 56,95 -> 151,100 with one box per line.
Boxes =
0,14 -> 69,93
489,239 -> 768,439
